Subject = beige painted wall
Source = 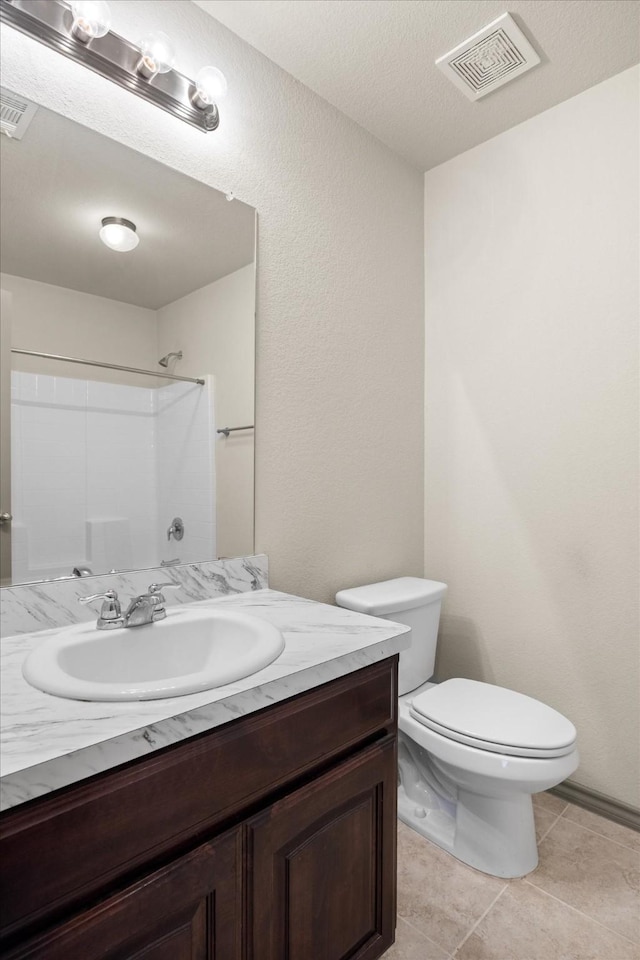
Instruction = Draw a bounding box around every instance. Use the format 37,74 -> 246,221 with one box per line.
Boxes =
0,291 -> 12,585
424,67 -> 639,808
1,273 -> 158,385
158,264 -> 255,558
0,0 -> 425,603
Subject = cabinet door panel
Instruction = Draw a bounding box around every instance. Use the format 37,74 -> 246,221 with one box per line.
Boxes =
5,829 -> 242,960
248,736 -> 397,960
1,659 -> 396,941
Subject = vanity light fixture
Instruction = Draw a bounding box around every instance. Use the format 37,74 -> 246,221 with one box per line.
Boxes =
192,66 -> 228,110
99,217 -> 139,252
70,0 -> 110,43
137,31 -> 176,80
0,0 -> 227,132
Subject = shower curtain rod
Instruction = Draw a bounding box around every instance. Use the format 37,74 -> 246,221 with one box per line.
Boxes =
11,349 -> 205,385
217,425 -> 254,437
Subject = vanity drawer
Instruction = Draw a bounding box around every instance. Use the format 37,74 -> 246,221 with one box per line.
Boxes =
0,657 -> 397,940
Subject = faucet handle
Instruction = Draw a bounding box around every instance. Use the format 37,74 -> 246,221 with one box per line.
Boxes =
147,582 -> 180,621
147,582 -> 180,596
78,590 -> 123,630
79,589 -> 119,604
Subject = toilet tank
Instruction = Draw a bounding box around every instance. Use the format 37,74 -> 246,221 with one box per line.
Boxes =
335,578 -> 447,696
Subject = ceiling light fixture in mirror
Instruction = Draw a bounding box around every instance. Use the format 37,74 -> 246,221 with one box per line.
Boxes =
0,0 -> 227,132
99,217 -> 139,253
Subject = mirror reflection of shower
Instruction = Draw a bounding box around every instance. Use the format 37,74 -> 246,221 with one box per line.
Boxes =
158,350 -> 183,368
9,370 -> 216,581
1,100 -> 257,586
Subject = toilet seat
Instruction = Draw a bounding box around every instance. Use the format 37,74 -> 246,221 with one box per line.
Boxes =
410,679 -> 577,759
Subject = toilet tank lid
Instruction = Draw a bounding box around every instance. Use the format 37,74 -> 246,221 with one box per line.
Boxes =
335,577 -> 447,616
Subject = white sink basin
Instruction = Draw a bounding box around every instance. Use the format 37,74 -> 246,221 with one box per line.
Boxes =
22,607 -> 285,702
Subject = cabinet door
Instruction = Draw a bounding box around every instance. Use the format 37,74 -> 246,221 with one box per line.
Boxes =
248,736 -> 397,960
6,829 -> 242,960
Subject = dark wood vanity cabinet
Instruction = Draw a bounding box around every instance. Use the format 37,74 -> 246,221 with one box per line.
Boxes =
248,737 -> 396,960
6,829 -> 243,960
0,658 -> 398,960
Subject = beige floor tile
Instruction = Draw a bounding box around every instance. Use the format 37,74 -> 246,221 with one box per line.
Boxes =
529,817 -> 640,943
396,821 -> 506,955
561,804 -> 640,853
453,882 -> 640,960
534,804 -> 561,842
532,790 -> 569,816
382,918 -> 451,960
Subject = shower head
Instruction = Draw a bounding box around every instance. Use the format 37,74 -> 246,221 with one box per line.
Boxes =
158,350 -> 183,367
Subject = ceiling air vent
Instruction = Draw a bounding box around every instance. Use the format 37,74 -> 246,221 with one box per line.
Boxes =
0,87 -> 38,140
436,13 -> 540,101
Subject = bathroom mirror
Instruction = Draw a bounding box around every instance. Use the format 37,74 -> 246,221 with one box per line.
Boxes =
0,99 -> 256,586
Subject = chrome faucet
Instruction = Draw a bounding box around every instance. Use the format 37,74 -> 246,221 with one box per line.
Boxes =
123,583 -> 180,627
79,583 -> 180,630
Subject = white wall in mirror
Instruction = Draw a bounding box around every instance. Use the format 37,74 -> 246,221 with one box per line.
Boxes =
0,101 -> 256,585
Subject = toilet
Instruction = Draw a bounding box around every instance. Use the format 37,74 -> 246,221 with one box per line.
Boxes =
335,577 -> 578,878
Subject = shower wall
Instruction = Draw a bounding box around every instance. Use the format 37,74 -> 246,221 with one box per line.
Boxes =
158,265 -> 255,559
155,377 -> 216,566
10,372 -> 215,581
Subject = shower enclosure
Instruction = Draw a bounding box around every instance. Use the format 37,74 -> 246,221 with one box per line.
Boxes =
10,369 -> 216,581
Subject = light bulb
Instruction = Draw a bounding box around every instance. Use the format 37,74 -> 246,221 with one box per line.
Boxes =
137,31 -> 176,79
70,1 -> 111,43
192,66 -> 227,109
99,217 -> 139,253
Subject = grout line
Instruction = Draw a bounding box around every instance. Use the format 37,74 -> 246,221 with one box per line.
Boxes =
533,798 -> 569,818
522,879 -> 640,948
559,810 -> 640,852
536,811 -> 563,843
398,914 -> 456,957
449,883 -> 509,957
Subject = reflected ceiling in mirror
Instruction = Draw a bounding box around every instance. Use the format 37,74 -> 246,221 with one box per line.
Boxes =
0,99 -> 256,586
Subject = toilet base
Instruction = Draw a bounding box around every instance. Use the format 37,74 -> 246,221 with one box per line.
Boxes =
398,785 -> 538,878
398,730 -> 539,878
398,782 -> 456,854
453,788 -> 538,877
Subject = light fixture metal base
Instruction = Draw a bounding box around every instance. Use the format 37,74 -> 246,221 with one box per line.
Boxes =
101,216 -> 136,231
0,0 -> 220,132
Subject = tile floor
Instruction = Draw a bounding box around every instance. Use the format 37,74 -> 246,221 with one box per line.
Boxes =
383,793 -> 640,960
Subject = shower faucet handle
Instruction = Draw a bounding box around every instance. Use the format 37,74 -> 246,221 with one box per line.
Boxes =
78,590 -> 124,630
167,517 -> 184,541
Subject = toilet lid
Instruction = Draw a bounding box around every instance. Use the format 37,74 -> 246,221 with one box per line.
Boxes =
410,679 -> 577,758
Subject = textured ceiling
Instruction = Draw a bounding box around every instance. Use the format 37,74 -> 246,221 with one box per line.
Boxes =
194,0 -> 640,170
0,104 -> 255,309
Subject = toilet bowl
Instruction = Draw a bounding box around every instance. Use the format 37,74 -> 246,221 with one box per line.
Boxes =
336,578 -> 578,878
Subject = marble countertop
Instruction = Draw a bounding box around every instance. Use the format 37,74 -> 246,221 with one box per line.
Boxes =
1,589 -> 410,812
